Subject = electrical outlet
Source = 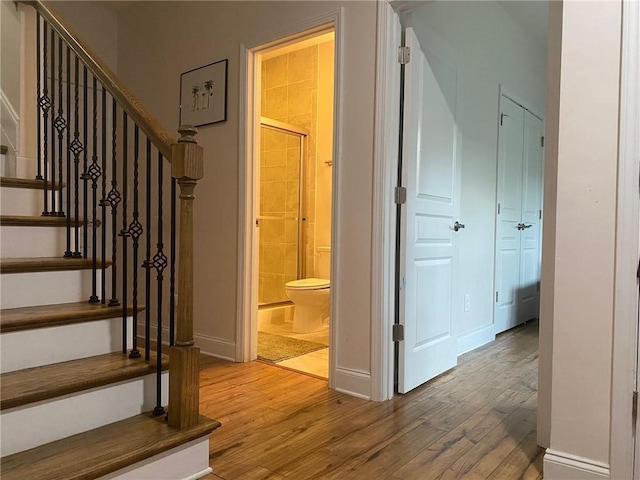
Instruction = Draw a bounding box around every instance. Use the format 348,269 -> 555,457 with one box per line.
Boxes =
464,294 -> 471,312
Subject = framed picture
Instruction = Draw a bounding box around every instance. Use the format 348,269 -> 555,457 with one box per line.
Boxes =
179,59 -> 228,127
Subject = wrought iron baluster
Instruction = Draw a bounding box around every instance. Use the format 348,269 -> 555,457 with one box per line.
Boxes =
108,98 -> 121,307
82,66 -> 89,258
170,178 -> 176,346
153,151 -> 167,417
87,74 -> 100,303
48,27 -> 56,215
129,126 -> 142,359
67,53 -> 84,258
119,111 -> 129,353
100,88 -> 107,304
65,45 -> 72,252
143,139 -> 152,361
39,19 -> 51,215
55,35 -> 65,217
36,13 -> 43,181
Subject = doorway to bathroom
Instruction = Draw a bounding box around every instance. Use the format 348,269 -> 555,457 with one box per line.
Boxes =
244,28 -> 336,379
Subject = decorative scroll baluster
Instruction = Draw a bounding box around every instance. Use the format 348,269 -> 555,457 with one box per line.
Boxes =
100,89 -> 107,304
67,54 -> 84,258
36,13 -> 43,181
143,139 -> 152,361
168,126 -> 204,429
119,112 -> 130,353
153,151 -> 167,417
170,178 -> 176,346
129,126 -> 142,359
55,36 -> 65,217
87,74 -> 100,303
39,19 -> 51,215
108,99 -> 121,307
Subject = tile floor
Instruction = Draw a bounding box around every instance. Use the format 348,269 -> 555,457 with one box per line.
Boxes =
258,316 -> 329,379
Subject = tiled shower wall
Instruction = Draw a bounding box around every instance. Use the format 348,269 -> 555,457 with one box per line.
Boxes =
259,45 -> 318,304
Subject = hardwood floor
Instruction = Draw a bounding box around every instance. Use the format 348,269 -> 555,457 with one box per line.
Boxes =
200,321 -> 542,480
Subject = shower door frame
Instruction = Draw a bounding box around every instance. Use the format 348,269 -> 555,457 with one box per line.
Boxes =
258,116 -> 308,303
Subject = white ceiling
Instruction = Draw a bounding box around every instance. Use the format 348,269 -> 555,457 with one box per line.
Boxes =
497,1 -> 548,47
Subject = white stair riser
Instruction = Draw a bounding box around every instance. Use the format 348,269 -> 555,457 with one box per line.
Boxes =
1,226 -> 68,257
0,316 -> 134,373
0,371 -> 169,456
0,187 -> 44,216
0,269 -> 104,308
101,438 -> 212,480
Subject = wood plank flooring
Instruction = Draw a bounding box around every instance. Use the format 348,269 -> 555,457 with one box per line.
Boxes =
200,321 -> 542,480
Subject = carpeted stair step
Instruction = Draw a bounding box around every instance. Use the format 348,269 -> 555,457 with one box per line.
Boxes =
1,350 -> 168,410
0,301 -> 144,333
0,257 -> 110,274
0,413 -> 220,480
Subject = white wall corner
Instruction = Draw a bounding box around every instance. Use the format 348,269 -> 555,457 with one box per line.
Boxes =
334,367 -> 371,400
543,450 -> 610,480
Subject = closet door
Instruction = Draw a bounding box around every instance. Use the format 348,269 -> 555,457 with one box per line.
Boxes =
517,111 -> 543,324
494,96 -> 525,334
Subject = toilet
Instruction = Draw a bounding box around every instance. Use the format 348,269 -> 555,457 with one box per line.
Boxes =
285,278 -> 330,333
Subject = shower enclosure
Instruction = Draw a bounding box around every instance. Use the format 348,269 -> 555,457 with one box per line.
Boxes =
258,117 -> 307,305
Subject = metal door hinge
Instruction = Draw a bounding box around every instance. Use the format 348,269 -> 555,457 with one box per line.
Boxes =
539,210 -> 542,220
541,136 -> 545,147
392,324 -> 405,342
500,113 -> 509,126
395,186 -> 407,205
633,391 -> 638,426
495,291 -> 499,302
537,281 -> 540,292
398,46 -> 410,64
497,203 -> 501,215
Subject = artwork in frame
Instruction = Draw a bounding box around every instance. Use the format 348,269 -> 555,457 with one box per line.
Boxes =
179,59 -> 228,127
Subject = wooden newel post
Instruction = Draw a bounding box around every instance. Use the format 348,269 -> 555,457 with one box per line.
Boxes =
168,125 -> 203,429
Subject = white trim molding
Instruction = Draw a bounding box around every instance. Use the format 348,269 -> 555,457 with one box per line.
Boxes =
236,10 -> 345,389
610,0 -> 640,478
139,323 -> 236,361
457,324 -> 494,356
334,367 -> 372,400
371,0 -> 402,402
544,450 -> 610,479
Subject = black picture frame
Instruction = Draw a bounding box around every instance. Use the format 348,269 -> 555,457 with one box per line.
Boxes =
179,59 -> 228,127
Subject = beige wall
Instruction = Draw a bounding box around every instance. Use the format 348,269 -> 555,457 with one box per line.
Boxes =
117,1 -> 377,393
543,0 -> 622,476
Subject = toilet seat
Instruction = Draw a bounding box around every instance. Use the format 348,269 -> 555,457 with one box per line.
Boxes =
285,278 -> 330,290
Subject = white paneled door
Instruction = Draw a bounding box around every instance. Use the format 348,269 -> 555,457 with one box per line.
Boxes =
494,94 -> 543,334
398,26 -> 461,394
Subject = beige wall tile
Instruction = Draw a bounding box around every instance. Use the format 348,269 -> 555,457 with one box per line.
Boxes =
287,80 -> 314,117
264,85 -> 287,120
264,54 -> 288,89
288,46 -> 316,83
262,244 -> 285,275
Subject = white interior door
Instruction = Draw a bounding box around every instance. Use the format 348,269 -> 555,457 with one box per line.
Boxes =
494,96 -> 525,334
518,111 -> 543,323
398,26 -> 460,394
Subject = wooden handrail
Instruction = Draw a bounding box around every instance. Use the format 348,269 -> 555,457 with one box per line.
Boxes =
25,0 -> 175,159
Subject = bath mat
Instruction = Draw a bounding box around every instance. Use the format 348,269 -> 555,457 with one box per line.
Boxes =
257,331 -> 327,363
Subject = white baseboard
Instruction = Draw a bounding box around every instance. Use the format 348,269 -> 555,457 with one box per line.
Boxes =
544,449 -> 610,479
334,367 -> 371,400
195,333 -> 236,361
457,324 -> 495,356
101,437 -> 212,480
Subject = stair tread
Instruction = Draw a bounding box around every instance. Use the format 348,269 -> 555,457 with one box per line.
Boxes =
0,176 -> 63,190
1,350 -> 168,410
0,413 -> 221,480
0,301 -> 145,333
1,257 -> 111,274
0,215 -> 88,227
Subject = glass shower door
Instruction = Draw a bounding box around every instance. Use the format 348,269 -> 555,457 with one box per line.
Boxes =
258,121 -> 305,305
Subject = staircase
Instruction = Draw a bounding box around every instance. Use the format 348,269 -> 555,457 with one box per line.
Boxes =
0,2 -> 219,478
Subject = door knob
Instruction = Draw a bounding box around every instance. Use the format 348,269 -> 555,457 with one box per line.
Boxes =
451,221 -> 465,232
517,223 -> 533,230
